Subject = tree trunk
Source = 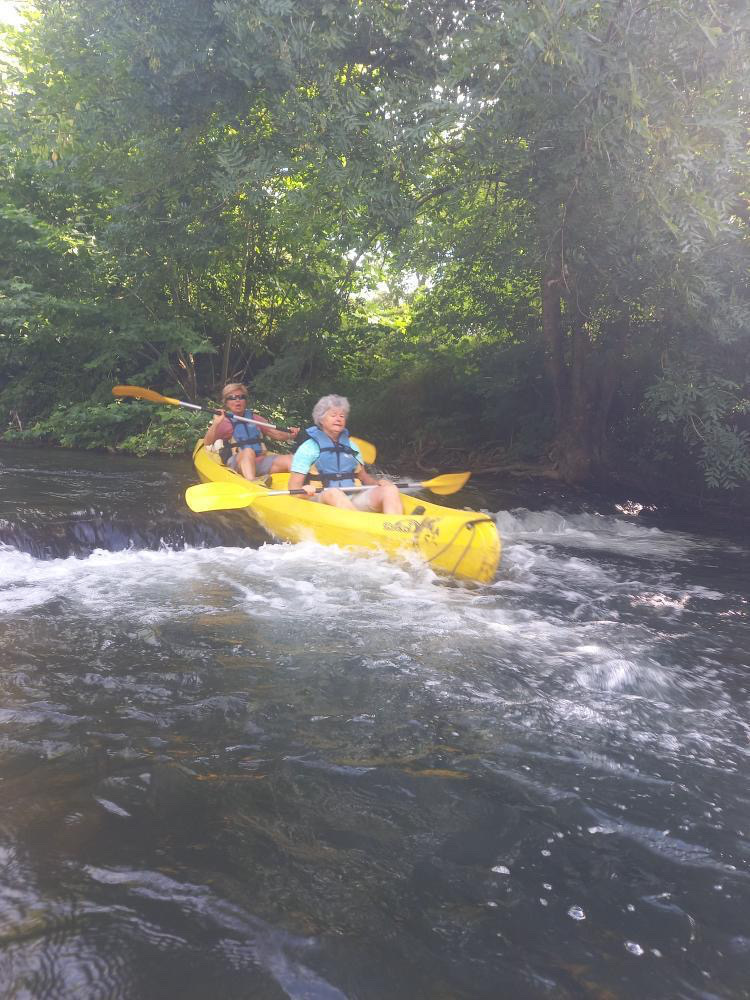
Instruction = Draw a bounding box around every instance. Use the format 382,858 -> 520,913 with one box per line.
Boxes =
541,264 -> 624,484
175,350 -> 198,401
542,261 -> 566,427
554,310 -> 596,482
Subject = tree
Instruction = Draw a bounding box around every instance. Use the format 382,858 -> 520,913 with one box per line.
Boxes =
1,0 -> 441,412
2,0 -> 748,494
418,0 -> 750,483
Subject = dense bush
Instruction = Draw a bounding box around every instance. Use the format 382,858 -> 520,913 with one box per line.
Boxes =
3,401 -> 206,456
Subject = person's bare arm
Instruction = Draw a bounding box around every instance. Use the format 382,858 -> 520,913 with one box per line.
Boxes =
263,424 -> 299,443
357,466 -> 380,486
288,470 -> 317,498
204,413 -> 228,446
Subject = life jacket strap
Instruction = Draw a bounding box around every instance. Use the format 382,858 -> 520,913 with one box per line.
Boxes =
312,470 -> 360,486
317,444 -> 359,459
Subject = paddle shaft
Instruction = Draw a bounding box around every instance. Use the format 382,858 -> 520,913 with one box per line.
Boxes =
173,398 -> 293,434
111,384 -> 293,432
112,387 -> 375,461
268,482 -> 439,496
198,403 -> 376,460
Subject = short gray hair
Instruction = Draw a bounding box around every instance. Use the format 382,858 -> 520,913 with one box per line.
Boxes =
312,394 -> 350,428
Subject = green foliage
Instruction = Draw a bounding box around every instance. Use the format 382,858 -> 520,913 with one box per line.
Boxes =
0,0 -> 748,496
405,0 -> 750,483
3,400 -> 207,455
646,366 -> 750,489
119,407 -> 208,457
5,401 -> 147,449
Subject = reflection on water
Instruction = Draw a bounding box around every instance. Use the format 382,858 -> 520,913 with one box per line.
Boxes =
1,446 -> 749,998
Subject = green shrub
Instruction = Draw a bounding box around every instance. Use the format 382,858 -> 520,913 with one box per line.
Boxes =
4,401 -> 145,449
119,407 -> 207,456
2,401 -> 206,455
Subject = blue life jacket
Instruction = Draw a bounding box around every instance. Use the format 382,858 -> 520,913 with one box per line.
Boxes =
305,425 -> 360,488
228,410 -> 264,456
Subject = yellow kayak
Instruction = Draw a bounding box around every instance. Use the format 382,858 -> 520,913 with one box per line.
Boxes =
192,441 -> 501,583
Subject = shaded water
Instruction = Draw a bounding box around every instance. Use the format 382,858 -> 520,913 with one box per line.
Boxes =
1,445 -> 749,998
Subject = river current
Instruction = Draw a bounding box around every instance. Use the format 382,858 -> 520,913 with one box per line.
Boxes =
0,445 -> 748,998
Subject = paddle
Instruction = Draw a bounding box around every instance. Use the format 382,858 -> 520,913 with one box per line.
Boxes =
185,472 -> 471,513
111,384 -> 376,463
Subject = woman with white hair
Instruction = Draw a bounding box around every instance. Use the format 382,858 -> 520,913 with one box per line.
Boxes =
288,395 -> 403,514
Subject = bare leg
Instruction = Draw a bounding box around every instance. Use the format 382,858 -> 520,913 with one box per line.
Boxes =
320,483 -> 403,514
377,482 -> 403,515
320,488 -> 357,510
236,449 -> 258,480
366,482 -> 403,514
269,454 -> 293,473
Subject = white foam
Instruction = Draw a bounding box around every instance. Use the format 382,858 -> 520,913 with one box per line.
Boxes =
494,508 -> 732,561
1,511 -> 745,774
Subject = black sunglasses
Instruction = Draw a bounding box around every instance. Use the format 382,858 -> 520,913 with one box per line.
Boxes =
225,394 -> 247,401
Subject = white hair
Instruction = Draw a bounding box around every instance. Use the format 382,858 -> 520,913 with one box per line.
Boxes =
312,394 -> 350,428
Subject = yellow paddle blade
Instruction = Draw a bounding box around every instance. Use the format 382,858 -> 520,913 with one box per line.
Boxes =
112,385 -> 180,406
350,436 -> 376,464
419,472 -> 471,495
185,482 -> 257,512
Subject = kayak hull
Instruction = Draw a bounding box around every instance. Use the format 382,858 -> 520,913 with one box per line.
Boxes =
193,442 -> 501,583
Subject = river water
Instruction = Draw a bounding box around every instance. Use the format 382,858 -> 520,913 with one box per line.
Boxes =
0,445 -> 748,999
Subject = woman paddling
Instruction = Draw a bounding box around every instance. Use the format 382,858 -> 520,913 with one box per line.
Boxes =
204,383 -> 299,480
288,395 -> 403,514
